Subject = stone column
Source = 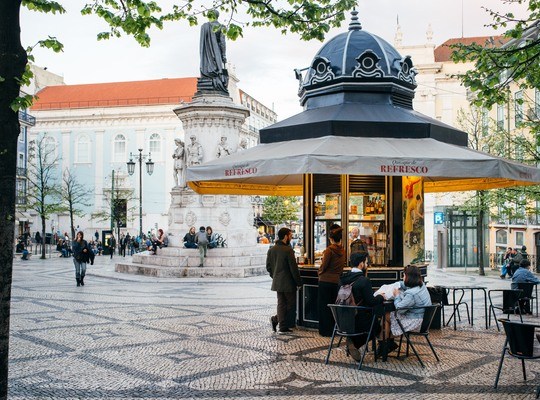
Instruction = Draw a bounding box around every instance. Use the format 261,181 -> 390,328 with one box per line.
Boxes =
168,93 -> 255,248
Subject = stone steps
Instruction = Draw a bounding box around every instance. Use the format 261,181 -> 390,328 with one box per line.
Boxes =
115,246 -> 269,278
114,261 -> 267,278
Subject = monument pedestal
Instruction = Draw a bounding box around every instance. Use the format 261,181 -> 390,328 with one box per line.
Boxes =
115,92 -> 268,278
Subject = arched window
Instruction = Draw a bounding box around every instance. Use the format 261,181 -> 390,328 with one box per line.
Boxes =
148,133 -> 161,160
113,134 -> 126,162
76,135 -> 91,163
495,229 -> 508,245
42,136 -> 56,164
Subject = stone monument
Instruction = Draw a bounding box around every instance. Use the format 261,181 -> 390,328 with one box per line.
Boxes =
116,12 -> 268,278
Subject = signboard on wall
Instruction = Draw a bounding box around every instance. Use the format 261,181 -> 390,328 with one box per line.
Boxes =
434,212 -> 444,225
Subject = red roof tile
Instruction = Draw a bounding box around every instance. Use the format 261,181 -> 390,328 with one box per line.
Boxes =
31,77 -> 198,110
434,36 -> 508,62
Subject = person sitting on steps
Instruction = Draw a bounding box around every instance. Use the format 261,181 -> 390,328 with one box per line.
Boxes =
183,227 -> 197,249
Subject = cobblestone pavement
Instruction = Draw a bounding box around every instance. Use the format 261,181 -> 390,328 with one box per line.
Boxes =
7,255 -> 540,399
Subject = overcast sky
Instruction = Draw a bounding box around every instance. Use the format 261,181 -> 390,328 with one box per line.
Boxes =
21,0 -> 526,120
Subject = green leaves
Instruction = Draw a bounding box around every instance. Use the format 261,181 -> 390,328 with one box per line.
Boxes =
23,0 -> 66,14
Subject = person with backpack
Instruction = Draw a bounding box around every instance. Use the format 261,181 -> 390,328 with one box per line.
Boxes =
195,226 -> 209,267
317,227 -> 346,337
338,252 -> 384,361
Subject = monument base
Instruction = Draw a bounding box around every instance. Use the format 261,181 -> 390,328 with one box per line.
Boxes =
114,245 -> 269,278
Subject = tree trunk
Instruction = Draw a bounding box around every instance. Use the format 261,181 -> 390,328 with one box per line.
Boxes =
0,1 -> 27,398
41,217 -> 47,259
70,208 -> 75,240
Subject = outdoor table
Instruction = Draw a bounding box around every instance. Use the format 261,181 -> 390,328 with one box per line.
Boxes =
440,285 -> 488,330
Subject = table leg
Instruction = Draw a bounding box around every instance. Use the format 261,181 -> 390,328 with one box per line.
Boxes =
483,289 -> 488,329
470,289 -> 474,326
453,290 -> 457,331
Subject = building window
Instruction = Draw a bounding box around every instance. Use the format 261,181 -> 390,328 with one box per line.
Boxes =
18,153 -> 25,169
496,104 -> 505,130
76,135 -> 91,163
481,109 -> 489,136
515,90 -> 523,126
113,134 -> 126,162
19,125 -> 26,143
495,229 -> 508,244
536,89 -> 540,118
42,136 -> 56,163
515,231 -> 524,246
148,133 -> 161,161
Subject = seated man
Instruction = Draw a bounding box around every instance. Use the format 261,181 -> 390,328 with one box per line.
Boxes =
339,252 -> 384,361
511,259 -> 540,314
183,226 -> 198,249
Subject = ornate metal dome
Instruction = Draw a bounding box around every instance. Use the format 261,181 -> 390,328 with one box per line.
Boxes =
297,11 -> 417,108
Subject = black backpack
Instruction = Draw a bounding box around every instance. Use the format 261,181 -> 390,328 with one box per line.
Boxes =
335,283 -> 357,306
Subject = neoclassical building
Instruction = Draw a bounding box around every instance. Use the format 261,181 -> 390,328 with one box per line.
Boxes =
28,70 -> 277,238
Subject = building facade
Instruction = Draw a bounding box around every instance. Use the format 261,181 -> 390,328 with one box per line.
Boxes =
28,72 -> 276,240
396,25 -> 539,269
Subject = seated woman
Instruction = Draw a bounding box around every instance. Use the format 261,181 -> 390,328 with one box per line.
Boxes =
206,226 -> 217,249
384,265 -> 431,353
183,227 -> 197,249
151,228 -> 165,255
339,252 -> 384,361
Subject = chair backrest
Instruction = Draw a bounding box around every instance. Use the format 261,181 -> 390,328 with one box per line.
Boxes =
502,289 -> 523,312
500,319 -> 538,358
419,304 -> 440,334
327,304 -> 375,335
516,282 -> 535,298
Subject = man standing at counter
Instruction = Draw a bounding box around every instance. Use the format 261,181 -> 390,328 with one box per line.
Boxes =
267,227 -> 302,334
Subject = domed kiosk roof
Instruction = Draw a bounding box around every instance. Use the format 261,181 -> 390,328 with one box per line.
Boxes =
301,10 -> 416,96
259,11 -> 467,146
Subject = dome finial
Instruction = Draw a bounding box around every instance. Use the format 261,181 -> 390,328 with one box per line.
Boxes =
349,9 -> 362,31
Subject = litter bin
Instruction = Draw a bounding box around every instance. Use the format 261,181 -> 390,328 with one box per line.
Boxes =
427,286 -> 444,329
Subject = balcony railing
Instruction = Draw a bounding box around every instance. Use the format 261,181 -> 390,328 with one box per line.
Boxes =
18,111 -> 36,126
16,195 -> 27,205
16,167 -> 26,177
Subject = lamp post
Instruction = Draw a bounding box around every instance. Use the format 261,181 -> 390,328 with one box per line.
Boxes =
126,149 -> 154,240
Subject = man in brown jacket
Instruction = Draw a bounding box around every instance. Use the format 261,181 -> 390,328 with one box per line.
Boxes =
266,227 -> 302,334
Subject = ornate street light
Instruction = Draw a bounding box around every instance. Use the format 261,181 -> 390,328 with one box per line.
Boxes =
127,148 -> 154,239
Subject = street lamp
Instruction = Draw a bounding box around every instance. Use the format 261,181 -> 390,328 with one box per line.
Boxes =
127,148 -> 154,239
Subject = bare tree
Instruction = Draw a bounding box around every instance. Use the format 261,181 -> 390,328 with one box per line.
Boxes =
26,135 -> 63,259
61,169 -> 90,240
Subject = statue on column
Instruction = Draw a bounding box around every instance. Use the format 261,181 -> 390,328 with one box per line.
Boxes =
187,135 -> 203,166
216,136 -> 232,158
197,10 -> 229,95
173,138 -> 187,188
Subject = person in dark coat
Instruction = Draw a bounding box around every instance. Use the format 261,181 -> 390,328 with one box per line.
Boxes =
72,231 -> 89,287
317,227 -> 346,337
339,252 -> 384,360
183,227 -> 197,249
266,227 -> 302,334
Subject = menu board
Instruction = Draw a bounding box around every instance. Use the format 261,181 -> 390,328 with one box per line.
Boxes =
325,195 -> 339,217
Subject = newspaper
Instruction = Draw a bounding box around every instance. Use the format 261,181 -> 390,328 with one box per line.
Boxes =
374,281 -> 402,300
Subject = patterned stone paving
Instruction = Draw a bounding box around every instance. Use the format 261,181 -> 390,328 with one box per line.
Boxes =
7,255 -> 540,399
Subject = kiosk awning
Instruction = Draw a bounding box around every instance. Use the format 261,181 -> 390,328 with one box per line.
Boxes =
187,136 -> 540,195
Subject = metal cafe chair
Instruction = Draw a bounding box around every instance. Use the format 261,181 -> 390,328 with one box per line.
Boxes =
393,304 -> 441,368
515,282 -> 537,316
441,288 -> 470,327
325,304 -> 380,370
494,319 -> 540,391
488,289 -> 523,331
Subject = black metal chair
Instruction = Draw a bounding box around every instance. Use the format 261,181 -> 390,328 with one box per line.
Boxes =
515,282 -> 537,316
325,304 -> 380,370
488,289 -> 523,331
441,288 -> 470,327
494,319 -> 540,391
393,304 -> 441,368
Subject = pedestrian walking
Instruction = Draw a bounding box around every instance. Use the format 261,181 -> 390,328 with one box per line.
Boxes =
107,233 -> 116,259
266,227 -> 302,334
195,226 -> 209,267
72,231 -> 89,287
